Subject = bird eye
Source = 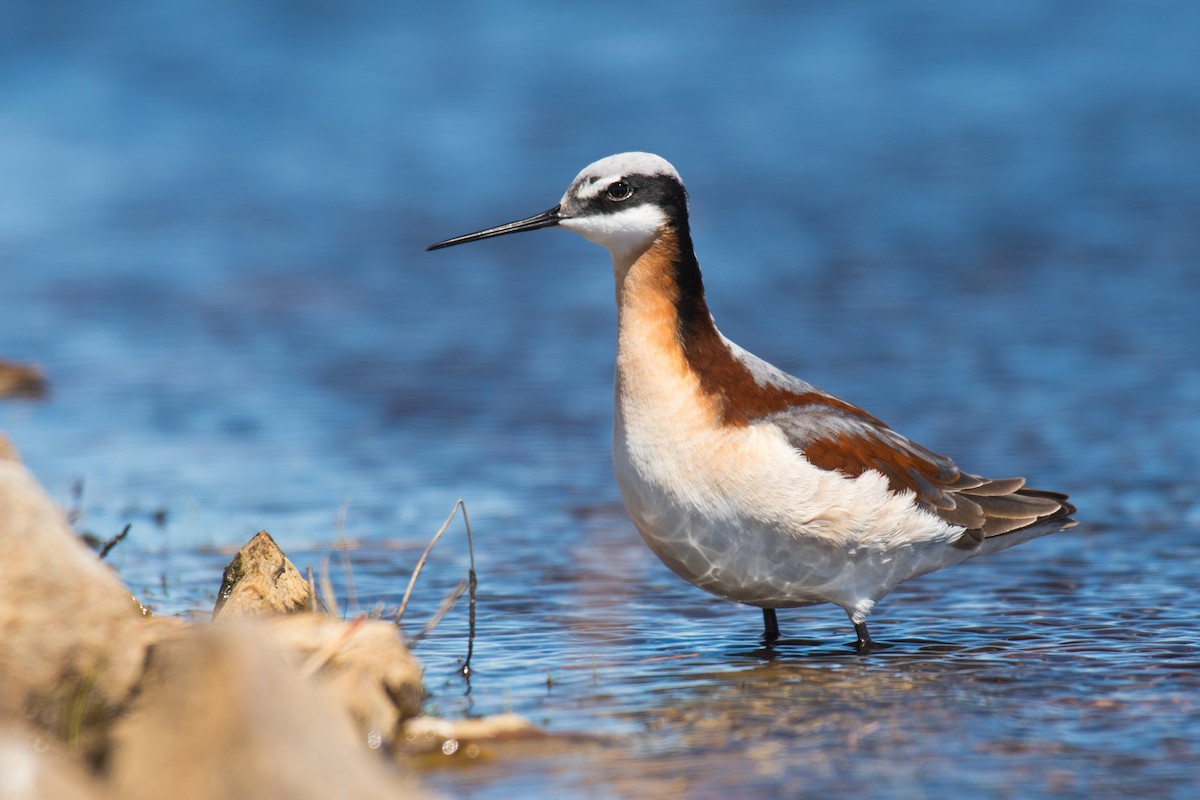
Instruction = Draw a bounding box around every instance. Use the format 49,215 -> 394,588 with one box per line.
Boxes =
606,181 -> 633,201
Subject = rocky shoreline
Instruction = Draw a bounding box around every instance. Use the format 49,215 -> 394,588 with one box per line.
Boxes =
0,432 -> 539,799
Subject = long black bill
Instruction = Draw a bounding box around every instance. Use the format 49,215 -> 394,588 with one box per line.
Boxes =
426,206 -> 562,251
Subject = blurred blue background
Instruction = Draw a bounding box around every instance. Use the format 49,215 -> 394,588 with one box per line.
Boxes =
3,0 -> 1196,541
2,2 -> 1198,796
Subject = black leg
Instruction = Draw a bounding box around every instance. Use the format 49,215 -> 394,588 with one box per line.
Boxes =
854,621 -> 873,652
762,608 -> 780,642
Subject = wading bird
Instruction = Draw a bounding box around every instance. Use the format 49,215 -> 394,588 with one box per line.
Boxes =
428,153 -> 1075,650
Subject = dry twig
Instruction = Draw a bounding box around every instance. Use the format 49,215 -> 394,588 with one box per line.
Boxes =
394,499 -> 478,677
98,523 -> 132,560
334,497 -> 360,615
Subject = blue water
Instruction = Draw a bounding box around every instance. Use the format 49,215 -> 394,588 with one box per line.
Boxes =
2,2 -> 1199,797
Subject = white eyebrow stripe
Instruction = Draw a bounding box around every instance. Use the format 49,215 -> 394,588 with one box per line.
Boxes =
574,173 -> 624,201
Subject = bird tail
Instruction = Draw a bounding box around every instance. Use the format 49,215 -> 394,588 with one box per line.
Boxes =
954,488 -> 1076,555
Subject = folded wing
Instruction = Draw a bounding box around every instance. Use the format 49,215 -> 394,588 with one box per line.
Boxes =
765,397 -> 1075,540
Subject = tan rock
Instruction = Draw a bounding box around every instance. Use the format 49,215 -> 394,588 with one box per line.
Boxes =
262,614 -> 424,747
211,533 -> 423,745
212,531 -> 312,620
402,712 -> 543,756
0,724 -> 106,800
0,433 -> 19,462
0,361 -> 47,399
0,455 -> 182,746
106,624 -> 428,800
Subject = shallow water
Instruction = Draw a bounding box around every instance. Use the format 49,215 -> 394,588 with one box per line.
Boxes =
2,2 -> 1199,797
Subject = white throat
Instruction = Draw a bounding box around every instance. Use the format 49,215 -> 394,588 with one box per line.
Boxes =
558,204 -> 666,264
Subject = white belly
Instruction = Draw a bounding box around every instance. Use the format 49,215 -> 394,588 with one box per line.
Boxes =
612,396 -> 965,617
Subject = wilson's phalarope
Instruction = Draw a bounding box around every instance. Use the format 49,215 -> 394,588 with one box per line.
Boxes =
428,152 -> 1075,650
